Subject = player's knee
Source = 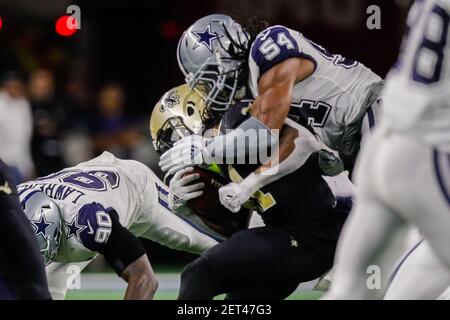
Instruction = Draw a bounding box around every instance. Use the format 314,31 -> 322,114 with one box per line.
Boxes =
179,257 -> 219,299
180,257 -> 207,284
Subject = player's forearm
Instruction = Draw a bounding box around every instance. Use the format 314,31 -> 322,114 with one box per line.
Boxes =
239,120 -> 321,195
143,207 -> 218,255
121,254 -> 158,300
203,117 -> 279,165
251,84 -> 293,130
255,123 -> 298,174
124,274 -> 158,300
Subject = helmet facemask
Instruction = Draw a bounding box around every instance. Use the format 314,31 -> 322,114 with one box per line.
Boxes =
40,221 -> 62,265
178,15 -> 250,113
155,116 -> 197,154
187,54 -> 243,112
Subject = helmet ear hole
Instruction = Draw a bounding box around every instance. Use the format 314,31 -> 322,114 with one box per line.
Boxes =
187,106 -> 195,117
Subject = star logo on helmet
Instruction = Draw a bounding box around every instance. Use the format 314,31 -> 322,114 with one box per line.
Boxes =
193,24 -> 223,53
65,217 -> 86,243
31,214 -> 53,237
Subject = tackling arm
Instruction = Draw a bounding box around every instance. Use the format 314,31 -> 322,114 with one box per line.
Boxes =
219,119 -> 337,213
99,209 -> 158,300
121,254 -> 158,300
250,57 -> 315,130
140,204 -> 219,255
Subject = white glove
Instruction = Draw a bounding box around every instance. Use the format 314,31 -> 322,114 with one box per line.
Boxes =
159,135 -> 208,173
168,167 -> 205,211
219,181 -> 254,214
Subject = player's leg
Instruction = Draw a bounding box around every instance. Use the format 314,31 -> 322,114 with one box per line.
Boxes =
329,131 -> 450,299
179,257 -> 299,300
46,261 -> 91,300
325,129 -> 409,299
178,226 -> 333,300
389,146 -> 450,280
385,239 -> 450,300
177,255 -> 224,300
326,196 -> 407,299
437,285 -> 450,300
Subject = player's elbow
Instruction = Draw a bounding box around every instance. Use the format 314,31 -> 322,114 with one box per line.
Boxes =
141,272 -> 159,295
130,270 -> 159,297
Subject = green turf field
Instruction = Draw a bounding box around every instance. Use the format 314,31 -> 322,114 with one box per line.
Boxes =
65,290 -> 323,300
64,272 -> 324,300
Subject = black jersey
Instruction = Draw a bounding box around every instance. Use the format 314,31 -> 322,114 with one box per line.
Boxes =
0,159 -> 51,299
218,102 -> 341,259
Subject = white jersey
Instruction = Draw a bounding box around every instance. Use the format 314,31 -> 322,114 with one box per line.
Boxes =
382,0 -> 450,151
17,152 -> 218,263
248,25 -> 382,150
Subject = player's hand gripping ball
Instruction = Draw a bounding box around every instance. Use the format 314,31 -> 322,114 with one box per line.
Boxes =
174,167 -> 251,237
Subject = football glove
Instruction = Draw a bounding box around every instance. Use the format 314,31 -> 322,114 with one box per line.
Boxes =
159,135 -> 208,173
218,182 -> 250,214
167,167 -> 205,211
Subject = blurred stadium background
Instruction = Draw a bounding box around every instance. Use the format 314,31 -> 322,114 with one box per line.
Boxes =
0,0 -> 412,299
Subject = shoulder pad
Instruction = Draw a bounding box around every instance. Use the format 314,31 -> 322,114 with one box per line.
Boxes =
250,26 -> 303,75
66,202 -> 113,252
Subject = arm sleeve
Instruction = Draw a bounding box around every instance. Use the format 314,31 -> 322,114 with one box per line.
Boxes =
98,210 -> 146,277
0,160 -> 51,300
74,203 -> 145,276
237,119 -> 322,194
139,201 -> 219,255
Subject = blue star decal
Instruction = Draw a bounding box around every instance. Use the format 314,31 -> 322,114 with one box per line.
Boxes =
65,217 -> 86,243
193,24 -> 223,53
31,215 -> 53,237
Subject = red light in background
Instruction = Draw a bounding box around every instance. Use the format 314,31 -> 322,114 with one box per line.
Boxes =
55,15 -> 78,37
0,17 -> 3,31
161,21 -> 182,40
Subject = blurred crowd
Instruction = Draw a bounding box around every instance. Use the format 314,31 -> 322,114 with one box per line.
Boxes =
0,68 -> 157,185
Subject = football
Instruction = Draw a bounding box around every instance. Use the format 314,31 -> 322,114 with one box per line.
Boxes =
183,167 -> 251,237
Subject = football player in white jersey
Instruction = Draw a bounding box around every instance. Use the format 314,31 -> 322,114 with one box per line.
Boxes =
163,14 -> 382,174
324,0 -> 450,299
160,14 -> 382,213
18,152 -> 219,300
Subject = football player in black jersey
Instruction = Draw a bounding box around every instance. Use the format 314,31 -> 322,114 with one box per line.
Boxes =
0,158 -> 51,299
153,86 -> 347,299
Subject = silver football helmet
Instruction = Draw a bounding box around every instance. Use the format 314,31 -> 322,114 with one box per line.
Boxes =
23,192 -> 62,265
177,14 -> 250,112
